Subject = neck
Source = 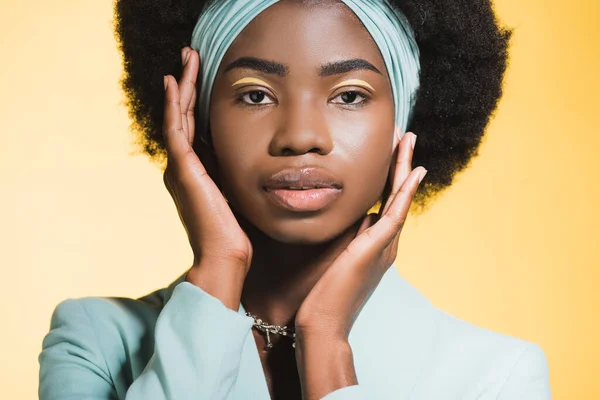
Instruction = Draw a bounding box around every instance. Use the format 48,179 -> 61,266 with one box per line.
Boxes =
240,218 -> 361,332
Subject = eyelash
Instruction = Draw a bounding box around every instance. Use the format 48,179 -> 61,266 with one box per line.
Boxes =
235,89 -> 371,108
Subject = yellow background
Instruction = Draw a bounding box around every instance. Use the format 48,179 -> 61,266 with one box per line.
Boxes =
1,0 -> 598,398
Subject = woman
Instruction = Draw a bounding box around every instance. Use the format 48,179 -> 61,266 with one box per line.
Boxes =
39,0 -> 551,399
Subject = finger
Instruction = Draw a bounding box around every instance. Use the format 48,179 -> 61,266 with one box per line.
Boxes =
178,48 -> 200,146
373,167 -> 427,245
327,175 -> 421,280
187,83 -> 197,146
356,213 -> 378,236
378,127 -> 401,216
196,137 -> 220,187
392,131 -> 416,195
162,75 -> 190,160
387,127 -> 402,190
381,130 -> 416,216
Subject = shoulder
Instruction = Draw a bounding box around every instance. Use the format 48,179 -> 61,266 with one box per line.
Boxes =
48,271 -> 187,342
48,284 -> 167,346
433,309 -> 548,381
411,308 -> 551,399
41,275 -> 183,395
350,266 -> 551,399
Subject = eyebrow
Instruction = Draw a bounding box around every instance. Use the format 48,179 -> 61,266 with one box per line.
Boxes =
319,59 -> 382,76
224,57 -> 288,77
223,57 -> 381,77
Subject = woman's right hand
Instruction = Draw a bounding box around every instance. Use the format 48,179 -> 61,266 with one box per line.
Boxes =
162,47 -> 252,310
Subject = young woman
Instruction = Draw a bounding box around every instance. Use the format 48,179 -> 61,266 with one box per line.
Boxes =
39,1 -> 551,399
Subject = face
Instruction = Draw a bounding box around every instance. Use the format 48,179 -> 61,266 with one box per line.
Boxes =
208,0 -> 395,244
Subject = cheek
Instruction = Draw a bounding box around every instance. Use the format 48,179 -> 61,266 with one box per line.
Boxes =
208,105 -> 256,198
209,91 -> 273,163
330,109 -> 395,201
342,142 -> 392,213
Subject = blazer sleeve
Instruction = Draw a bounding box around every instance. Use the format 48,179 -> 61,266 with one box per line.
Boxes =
497,343 -> 552,399
320,385 -> 365,400
39,282 -> 254,400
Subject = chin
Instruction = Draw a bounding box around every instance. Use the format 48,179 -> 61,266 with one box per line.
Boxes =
252,212 -> 362,245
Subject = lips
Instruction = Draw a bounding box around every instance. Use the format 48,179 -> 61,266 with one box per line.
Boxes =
263,167 -> 342,212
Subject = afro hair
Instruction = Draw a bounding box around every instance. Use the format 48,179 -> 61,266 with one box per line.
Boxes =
113,0 -> 512,213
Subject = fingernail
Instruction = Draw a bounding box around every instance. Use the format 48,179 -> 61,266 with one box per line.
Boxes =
418,169 -> 427,183
163,75 -> 168,91
411,133 -> 417,150
182,48 -> 191,66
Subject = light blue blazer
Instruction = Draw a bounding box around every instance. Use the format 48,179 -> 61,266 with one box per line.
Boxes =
39,266 -> 551,399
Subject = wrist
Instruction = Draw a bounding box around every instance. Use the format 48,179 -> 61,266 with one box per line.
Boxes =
295,335 -> 357,400
186,262 -> 246,311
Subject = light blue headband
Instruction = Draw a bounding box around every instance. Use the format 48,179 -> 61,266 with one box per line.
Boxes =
190,0 -> 420,142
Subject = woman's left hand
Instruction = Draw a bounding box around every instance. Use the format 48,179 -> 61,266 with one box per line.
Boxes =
295,129 -> 426,341
294,129 -> 425,399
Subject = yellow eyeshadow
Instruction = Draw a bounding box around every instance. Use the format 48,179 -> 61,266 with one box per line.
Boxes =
231,77 -> 274,90
330,79 -> 375,92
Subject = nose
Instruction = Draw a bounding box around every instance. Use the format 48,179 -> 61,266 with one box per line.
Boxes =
268,98 -> 333,157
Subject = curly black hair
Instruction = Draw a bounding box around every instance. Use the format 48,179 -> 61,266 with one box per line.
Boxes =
113,0 -> 511,213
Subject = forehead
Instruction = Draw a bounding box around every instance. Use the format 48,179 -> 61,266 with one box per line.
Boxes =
219,1 -> 387,74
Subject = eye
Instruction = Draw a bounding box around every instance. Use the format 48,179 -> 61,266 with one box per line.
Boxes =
330,91 -> 369,106
239,90 -> 274,105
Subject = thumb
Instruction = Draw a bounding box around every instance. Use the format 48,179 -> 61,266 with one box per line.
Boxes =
357,213 -> 378,236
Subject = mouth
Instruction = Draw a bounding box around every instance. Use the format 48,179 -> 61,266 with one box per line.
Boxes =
263,167 -> 343,212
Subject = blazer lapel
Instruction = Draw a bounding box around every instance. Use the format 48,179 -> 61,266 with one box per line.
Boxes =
235,300 -> 272,399
349,265 -> 439,398
161,265 -> 438,399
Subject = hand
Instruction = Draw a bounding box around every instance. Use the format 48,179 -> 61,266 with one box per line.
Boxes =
294,129 -> 425,399
295,129 -> 426,338
162,47 -> 252,309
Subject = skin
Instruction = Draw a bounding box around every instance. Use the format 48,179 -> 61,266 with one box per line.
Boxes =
209,1 -> 394,245
162,1 -> 426,399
